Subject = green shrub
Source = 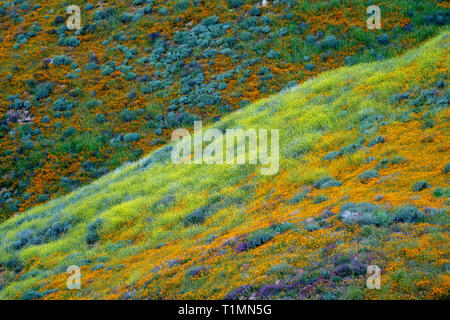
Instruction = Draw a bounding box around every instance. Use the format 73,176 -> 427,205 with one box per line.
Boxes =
390,155 -> 408,165
85,62 -> 98,71
270,222 -> 295,234
61,126 -> 76,140
412,181 -> 431,192
175,0 -> 190,11
94,114 -> 107,123
314,195 -> 327,204
20,290 -> 43,300
360,225 -> 380,238
358,170 -> 378,182
249,6 -> 261,16
92,263 -> 105,271
120,109 -> 137,122
373,210 -> 392,226
184,207 -> 209,226
86,219 -> 102,245
85,99 -> 102,109
444,163 -> 450,174
374,158 -> 389,170
240,31 -> 252,41
65,72 -> 79,80
247,229 -> 275,249
10,215 -> 74,251
38,194 -> 48,202
393,206 -> 424,223
34,82 -> 52,100
267,50 -> 280,59
63,36 -> 80,47
202,15 -> 219,26
60,177 -> 78,191
101,65 -> 114,76
305,34 -> 318,44
422,117 -> 436,128
376,33 -> 390,45
52,55 -> 72,66
93,10 -> 105,21
317,35 -> 340,50
396,111 -> 412,123
314,177 -> 341,189
158,7 -> 169,16
227,0 -> 243,8
433,187 -> 450,198
368,136 -> 385,147
119,12 -> 132,23
340,143 -> 361,155
322,151 -> 341,161
53,98 -> 74,112
126,72 -> 137,81
289,190 -> 309,204
123,133 -> 141,143
427,208 -> 450,226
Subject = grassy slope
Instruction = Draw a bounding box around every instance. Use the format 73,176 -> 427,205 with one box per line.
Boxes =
0,0 -> 449,220
0,31 -> 449,300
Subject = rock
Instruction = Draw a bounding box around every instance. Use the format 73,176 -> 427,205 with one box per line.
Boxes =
6,109 -> 33,124
318,209 -> 335,219
305,216 -> 315,224
341,211 -> 361,220
296,284 -> 314,299
289,209 -> 300,217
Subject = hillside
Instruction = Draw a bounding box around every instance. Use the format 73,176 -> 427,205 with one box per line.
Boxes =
0,0 -> 449,220
0,31 -> 448,300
